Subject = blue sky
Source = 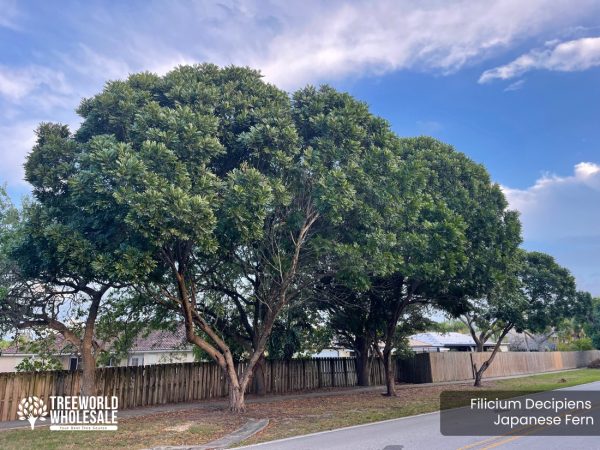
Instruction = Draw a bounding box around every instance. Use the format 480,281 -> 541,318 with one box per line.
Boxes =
1,0 -> 599,295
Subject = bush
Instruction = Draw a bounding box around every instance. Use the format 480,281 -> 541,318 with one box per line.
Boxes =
587,358 -> 600,369
557,338 -> 594,351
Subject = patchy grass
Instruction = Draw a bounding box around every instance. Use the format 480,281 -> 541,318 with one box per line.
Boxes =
0,410 -> 245,450
1,369 -> 599,449
495,368 -> 600,391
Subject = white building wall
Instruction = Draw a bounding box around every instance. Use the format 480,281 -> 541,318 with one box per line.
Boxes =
0,355 -> 72,372
113,350 -> 196,367
0,355 -> 26,372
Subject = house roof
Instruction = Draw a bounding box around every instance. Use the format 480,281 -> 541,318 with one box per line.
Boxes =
409,332 -> 495,347
129,326 -> 191,352
1,334 -> 75,355
1,324 -> 192,356
408,337 -> 433,347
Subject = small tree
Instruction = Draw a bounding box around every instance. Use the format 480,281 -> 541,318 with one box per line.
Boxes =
463,250 -> 579,386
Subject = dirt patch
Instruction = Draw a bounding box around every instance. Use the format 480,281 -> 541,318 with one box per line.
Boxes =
164,422 -> 195,432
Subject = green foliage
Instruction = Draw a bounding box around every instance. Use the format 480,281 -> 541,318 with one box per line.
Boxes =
584,297 -> 600,349
462,250 -> 580,351
15,356 -> 63,373
0,186 -> 22,336
319,134 -> 521,366
429,320 -> 469,334
13,334 -> 69,372
557,337 -> 594,351
266,307 -> 330,360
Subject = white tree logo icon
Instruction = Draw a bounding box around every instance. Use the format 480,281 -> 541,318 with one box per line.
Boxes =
17,396 -> 48,430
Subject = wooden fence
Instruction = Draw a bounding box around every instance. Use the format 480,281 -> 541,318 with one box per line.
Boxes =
0,357 -> 386,422
397,350 -> 600,384
2,351 -> 596,421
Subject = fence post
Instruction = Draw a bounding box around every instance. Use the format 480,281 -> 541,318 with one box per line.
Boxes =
343,358 -> 349,386
317,359 -> 322,388
302,359 -> 306,389
330,358 -> 335,387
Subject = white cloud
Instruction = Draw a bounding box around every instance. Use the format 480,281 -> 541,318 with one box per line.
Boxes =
503,162 -> 600,240
480,36 -> 600,83
0,65 -> 72,104
504,79 -> 525,91
0,121 -> 38,186
45,0 -> 600,90
253,0 -> 600,88
503,162 -> 600,294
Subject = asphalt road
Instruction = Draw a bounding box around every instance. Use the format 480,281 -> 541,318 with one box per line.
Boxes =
238,381 -> 600,450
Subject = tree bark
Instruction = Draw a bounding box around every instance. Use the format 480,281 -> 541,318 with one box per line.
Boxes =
80,341 -> 97,396
380,277 -> 413,397
253,352 -> 267,396
228,377 -> 246,413
355,335 -> 371,386
80,290 -> 103,397
473,326 -> 512,387
382,348 -> 396,396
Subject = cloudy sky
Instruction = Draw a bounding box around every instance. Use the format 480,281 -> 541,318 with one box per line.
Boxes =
1,0 -> 599,294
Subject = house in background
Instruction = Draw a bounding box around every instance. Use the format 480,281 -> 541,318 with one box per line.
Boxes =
408,332 -> 505,353
507,330 -> 556,352
312,347 -> 355,358
109,327 -> 195,367
0,334 -> 77,373
0,326 -> 195,373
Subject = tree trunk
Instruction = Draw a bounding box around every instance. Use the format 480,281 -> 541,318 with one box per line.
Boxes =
473,362 -> 488,387
79,290 -> 103,397
355,335 -> 371,386
253,353 -> 267,396
472,326 -> 512,387
382,349 -> 396,396
224,358 -> 247,412
228,382 -> 246,413
80,334 -> 97,396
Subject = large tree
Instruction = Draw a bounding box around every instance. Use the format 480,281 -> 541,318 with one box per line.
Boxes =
46,66 -> 399,411
0,124 -> 147,395
321,137 -> 521,396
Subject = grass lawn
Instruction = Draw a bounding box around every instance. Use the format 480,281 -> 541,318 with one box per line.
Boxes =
0,413 -> 245,450
1,368 -> 599,450
496,368 -> 600,390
